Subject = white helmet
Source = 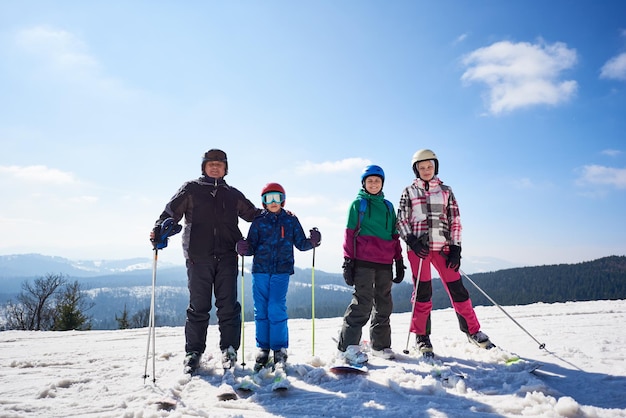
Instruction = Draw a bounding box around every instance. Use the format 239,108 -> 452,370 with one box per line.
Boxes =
411,149 -> 439,177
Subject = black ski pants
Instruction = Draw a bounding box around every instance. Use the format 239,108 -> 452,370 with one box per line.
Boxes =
337,265 -> 393,352
184,255 -> 241,354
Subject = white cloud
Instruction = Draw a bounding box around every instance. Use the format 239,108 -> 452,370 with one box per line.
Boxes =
295,158 -> 371,175
67,196 -> 99,204
0,165 -> 78,185
510,177 -> 553,190
461,40 -> 578,114
511,177 -> 534,189
601,149 -> 622,157
453,33 -> 468,45
14,25 -> 135,98
576,164 -> 626,189
16,26 -> 100,78
600,52 -> 626,81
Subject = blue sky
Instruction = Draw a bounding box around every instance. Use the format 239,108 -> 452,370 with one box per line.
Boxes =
1,1 -> 625,274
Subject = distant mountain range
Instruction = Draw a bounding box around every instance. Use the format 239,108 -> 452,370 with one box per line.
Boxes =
0,252 -> 518,296
0,253 -> 353,329
1,253 -> 624,330
0,253 -> 176,278
0,252 -> 518,279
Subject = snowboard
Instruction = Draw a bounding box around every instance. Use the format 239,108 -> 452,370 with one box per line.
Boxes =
329,363 -> 368,374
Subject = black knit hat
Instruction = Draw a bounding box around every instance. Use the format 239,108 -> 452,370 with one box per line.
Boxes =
201,149 -> 228,175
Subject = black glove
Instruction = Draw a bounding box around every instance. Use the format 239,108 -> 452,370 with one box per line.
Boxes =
150,225 -> 161,246
393,259 -> 405,283
406,233 -> 429,258
236,239 -> 249,256
309,228 -> 321,247
342,258 -> 355,286
150,218 -> 182,250
446,245 -> 462,272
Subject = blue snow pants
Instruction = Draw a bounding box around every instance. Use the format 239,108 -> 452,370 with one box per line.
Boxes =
252,272 -> 290,351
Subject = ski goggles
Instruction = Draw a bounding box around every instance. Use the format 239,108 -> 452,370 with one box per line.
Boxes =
262,192 -> 285,205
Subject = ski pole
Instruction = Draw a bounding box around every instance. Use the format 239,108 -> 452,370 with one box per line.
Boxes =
311,246 -> 316,357
403,257 -> 424,354
459,269 -> 546,350
143,247 -> 158,384
240,256 -> 246,367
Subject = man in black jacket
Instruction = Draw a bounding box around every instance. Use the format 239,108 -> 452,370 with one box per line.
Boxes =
152,149 -> 260,373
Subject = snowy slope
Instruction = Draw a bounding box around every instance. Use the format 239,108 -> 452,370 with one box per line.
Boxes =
1,299 -> 625,417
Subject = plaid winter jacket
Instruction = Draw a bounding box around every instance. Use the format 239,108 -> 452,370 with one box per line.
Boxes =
396,176 -> 462,252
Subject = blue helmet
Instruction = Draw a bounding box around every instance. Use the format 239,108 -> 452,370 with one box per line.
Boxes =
361,165 -> 385,186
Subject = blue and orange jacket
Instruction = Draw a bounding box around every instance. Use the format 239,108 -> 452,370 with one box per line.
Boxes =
246,209 -> 315,275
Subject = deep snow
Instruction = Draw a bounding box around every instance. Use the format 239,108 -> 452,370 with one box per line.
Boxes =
1,299 -> 625,417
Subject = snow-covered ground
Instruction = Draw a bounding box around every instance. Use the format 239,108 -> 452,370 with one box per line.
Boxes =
1,299 -> 624,417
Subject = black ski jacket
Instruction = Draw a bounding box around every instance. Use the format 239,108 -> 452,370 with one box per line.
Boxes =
156,176 -> 260,260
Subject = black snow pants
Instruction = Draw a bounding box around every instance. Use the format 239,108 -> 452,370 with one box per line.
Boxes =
337,264 -> 394,352
184,255 -> 241,353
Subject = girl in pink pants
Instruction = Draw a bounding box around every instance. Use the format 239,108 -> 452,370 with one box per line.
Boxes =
397,149 -> 493,356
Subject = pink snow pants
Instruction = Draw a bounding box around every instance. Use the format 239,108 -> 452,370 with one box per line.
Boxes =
407,249 -> 481,336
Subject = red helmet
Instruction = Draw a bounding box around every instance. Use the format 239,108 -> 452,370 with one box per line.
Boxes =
261,182 -> 286,207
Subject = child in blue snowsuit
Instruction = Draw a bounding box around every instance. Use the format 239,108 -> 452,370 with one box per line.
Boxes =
236,182 -> 321,370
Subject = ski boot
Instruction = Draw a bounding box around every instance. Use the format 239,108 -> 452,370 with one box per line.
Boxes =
221,346 -> 237,369
416,335 -> 434,359
273,348 -> 288,368
183,351 -> 201,374
468,331 -> 496,349
254,349 -> 271,372
340,345 -> 368,366
371,348 -> 396,360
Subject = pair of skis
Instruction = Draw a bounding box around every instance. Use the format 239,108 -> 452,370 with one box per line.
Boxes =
216,362 -> 290,401
329,343 -> 540,377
